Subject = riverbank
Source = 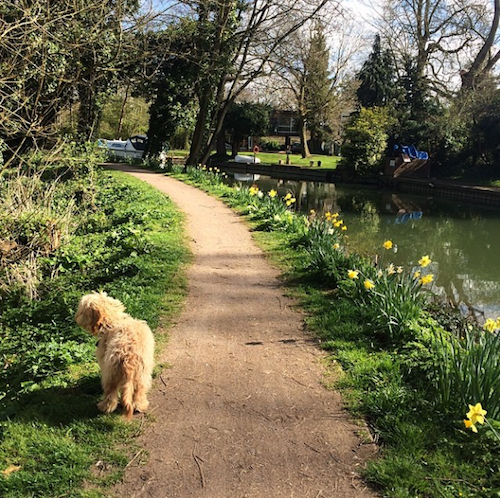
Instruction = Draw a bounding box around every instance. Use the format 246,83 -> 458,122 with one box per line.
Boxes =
216,160 -> 500,207
141,161 -> 500,498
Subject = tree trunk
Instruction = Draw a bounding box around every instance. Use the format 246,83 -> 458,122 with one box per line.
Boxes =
117,83 -> 130,137
216,131 -> 227,156
187,87 -> 213,166
461,0 -> 500,90
77,81 -> 100,141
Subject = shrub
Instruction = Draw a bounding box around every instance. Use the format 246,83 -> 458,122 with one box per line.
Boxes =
339,107 -> 394,178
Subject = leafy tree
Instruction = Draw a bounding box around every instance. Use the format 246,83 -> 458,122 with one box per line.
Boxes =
180,0 -> 331,166
356,34 -> 397,108
339,107 -> 394,178
0,0 -> 144,165
146,24 -> 199,156
224,102 -> 270,156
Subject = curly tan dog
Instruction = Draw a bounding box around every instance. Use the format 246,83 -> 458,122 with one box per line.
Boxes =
75,291 -> 155,420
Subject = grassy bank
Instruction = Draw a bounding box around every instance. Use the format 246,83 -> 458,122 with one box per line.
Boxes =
154,162 -> 500,498
0,154 -> 189,497
164,149 -> 340,169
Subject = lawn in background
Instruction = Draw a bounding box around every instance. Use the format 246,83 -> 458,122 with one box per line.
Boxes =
166,149 -> 340,169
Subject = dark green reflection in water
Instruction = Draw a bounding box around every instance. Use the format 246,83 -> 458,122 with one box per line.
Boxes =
230,174 -> 500,319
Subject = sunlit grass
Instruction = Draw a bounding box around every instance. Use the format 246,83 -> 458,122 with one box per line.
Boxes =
0,168 -> 189,497
163,149 -> 340,168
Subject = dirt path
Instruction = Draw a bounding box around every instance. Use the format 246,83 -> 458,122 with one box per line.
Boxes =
109,164 -> 377,498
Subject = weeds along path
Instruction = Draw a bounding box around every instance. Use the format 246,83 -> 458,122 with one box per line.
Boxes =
109,164 -> 377,498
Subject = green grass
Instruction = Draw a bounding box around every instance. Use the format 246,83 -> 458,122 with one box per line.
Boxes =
247,151 -> 340,168
165,149 -> 340,169
0,166 -> 190,497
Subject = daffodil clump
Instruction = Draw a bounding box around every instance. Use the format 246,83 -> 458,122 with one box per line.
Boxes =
431,308 -> 500,431
344,242 -> 435,342
293,210 -> 355,282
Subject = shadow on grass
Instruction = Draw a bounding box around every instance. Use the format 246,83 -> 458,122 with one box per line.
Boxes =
1,374 -> 103,427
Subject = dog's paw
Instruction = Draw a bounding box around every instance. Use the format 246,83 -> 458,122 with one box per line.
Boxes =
97,399 -> 118,413
134,399 -> 150,413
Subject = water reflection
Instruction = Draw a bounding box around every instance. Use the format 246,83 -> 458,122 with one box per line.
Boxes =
226,173 -> 500,319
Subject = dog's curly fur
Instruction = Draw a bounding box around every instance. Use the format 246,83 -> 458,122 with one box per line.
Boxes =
75,291 -> 155,420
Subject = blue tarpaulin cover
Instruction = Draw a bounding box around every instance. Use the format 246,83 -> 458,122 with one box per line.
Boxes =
394,144 -> 429,160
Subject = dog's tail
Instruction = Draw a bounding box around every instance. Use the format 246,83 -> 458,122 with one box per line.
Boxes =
121,358 -> 138,421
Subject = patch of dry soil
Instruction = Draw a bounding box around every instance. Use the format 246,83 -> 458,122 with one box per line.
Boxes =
109,164 -> 378,498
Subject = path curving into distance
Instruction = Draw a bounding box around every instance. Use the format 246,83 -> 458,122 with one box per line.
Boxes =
108,164 -> 378,498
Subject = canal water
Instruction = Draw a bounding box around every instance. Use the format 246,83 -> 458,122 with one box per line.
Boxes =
228,173 -> 500,320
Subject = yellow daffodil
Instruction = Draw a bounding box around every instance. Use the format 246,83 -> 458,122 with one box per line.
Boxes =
341,225 -> 347,231
309,209 -> 316,215
496,317 -> 500,328
418,255 -> 431,267
333,243 -> 340,250
268,189 -> 277,198
332,212 -> 339,218
286,197 -> 296,206
325,212 -> 332,220
413,271 -> 421,279
284,193 -> 292,200
364,279 -> 375,290
464,419 -> 478,433
249,186 -> 259,196
420,274 -> 434,285
483,318 -> 498,333
466,403 -> 487,425
347,270 -> 359,279
383,240 -> 393,250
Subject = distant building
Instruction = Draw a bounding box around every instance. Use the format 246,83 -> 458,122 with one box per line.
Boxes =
269,110 -> 300,147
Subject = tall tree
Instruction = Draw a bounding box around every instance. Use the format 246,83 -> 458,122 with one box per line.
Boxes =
356,34 -> 397,108
380,0 -> 483,97
304,24 -> 335,154
146,23 -> 199,155
177,0 -> 332,166
267,11 -> 356,158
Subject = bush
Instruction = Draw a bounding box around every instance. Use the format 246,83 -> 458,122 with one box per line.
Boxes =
339,107 -> 394,178
260,139 -> 281,151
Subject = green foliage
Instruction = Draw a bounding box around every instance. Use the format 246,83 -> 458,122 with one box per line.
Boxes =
340,107 -> 394,177
146,23 -> 199,156
356,34 -> 397,108
260,139 -> 281,151
98,94 -> 149,140
353,269 -> 427,344
0,157 -> 189,496
432,326 -> 500,420
225,102 -> 271,154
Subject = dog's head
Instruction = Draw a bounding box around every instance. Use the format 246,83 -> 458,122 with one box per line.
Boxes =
75,291 -> 126,336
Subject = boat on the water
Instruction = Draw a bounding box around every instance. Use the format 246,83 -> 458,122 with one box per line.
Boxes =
99,135 -> 148,160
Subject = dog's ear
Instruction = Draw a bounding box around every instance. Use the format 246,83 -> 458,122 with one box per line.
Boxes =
90,306 -> 104,335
